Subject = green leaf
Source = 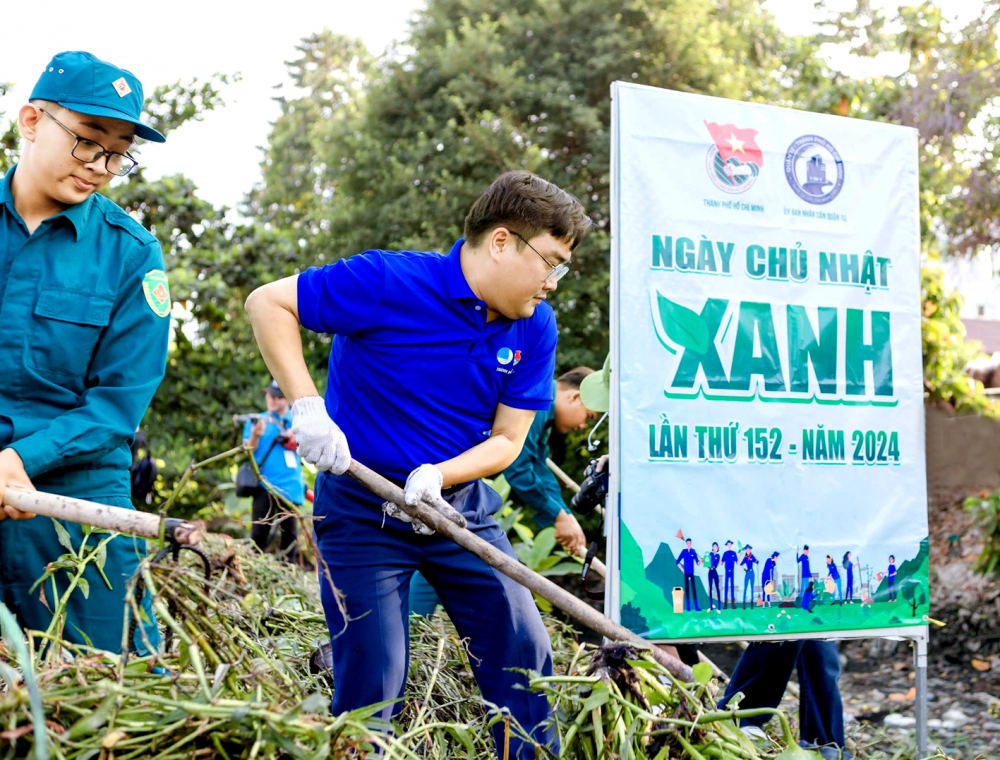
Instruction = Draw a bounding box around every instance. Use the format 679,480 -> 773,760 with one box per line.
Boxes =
656,293 -> 710,354
539,561 -> 581,577
580,683 -> 611,711
691,662 -> 713,684
0,603 -> 49,759
51,518 -> 75,553
530,527 -> 557,567
95,542 -> 108,573
76,577 -> 90,600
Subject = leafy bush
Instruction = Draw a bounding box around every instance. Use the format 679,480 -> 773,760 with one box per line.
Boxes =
965,488 -> 1000,578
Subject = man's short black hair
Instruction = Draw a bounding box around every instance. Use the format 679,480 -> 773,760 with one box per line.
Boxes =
464,170 -> 591,250
557,366 -> 594,389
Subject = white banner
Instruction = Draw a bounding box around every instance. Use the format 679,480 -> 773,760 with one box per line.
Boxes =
609,82 -> 929,641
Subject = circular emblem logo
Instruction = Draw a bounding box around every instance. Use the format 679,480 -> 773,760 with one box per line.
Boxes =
706,145 -> 760,194
784,135 -> 844,205
496,347 -> 514,365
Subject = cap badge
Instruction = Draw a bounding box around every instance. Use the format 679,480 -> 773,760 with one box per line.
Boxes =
112,77 -> 132,98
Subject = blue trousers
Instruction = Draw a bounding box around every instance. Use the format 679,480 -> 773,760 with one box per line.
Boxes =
719,641 -> 845,750
743,570 -> 755,604
683,573 -> 700,611
708,569 -> 721,609
724,571 -> 736,606
313,473 -> 556,759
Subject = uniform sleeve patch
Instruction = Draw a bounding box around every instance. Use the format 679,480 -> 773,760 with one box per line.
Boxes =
142,270 -> 171,317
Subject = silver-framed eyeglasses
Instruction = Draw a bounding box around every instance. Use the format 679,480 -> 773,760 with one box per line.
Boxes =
510,230 -> 571,281
40,108 -> 138,177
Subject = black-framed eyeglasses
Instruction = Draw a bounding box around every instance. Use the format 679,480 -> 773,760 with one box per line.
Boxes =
40,108 -> 138,177
509,230 -> 571,281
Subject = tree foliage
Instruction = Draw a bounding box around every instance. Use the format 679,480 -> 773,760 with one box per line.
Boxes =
3,1 -> 1000,518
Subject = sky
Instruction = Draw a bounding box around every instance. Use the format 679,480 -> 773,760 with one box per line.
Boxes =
0,0 -> 423,212
0,0 -> 988,214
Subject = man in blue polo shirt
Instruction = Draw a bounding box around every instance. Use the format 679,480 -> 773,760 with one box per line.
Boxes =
245,171 -> 590,758
0,51 -> 169,653
243,379 -> 305,563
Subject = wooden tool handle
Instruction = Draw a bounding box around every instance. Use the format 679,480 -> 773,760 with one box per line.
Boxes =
3,487 -> 203,545
346,461 -> 692,682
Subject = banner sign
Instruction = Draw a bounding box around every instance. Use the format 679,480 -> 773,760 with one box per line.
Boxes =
609,82 -> 929,641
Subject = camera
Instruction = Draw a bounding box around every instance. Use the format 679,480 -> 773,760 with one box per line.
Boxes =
570,458 -> 609,515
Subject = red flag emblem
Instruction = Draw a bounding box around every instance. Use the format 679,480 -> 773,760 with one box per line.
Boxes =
704,122 -> 763,168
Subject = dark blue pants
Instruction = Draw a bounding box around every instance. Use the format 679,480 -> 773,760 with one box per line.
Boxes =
683,573 -> 700,611
724,571 -> 736,606
313,473 -> 556,759
719,640 -> 844,750
708,569 -> 721,609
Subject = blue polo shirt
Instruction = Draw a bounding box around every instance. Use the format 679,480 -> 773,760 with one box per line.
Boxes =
298,239 -> 557,491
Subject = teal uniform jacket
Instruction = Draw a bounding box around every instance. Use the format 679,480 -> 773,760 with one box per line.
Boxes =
0,167 -> 170,653
501,386 -> 568,528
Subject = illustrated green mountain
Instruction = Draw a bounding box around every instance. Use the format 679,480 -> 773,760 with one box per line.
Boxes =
644,542 -> 710,610
619,523 -> 680,634
873,537 -> 929,604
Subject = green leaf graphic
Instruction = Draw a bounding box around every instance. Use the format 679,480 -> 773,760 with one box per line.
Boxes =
656,293 -> 710,353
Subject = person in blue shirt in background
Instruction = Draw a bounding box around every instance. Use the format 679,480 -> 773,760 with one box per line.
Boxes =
245,170 -> 590,760
887,555 -> 897,602
843,551 -> 858,602
242,379 -> 305,564
797,544 -> 812,596
707,542 -> 721,610
0,52 -> 170,655
409,366 -> 595,616
761,551 -> 779,608
721,540 -> 738,609
825,554 -> 842,601
676,538 -> 702,612
740,544 -> 758,609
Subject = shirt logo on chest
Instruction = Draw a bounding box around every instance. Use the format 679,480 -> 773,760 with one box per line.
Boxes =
496,347 -> 520,375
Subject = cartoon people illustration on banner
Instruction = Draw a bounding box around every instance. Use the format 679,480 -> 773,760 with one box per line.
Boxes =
740,545 -> 758,609
675,538 -> 702,612
707,542 -> 721,610
722,540 -> 738,610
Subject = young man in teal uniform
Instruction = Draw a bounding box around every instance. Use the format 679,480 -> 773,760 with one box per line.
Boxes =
245,171 -> 589,759
0,52 -> 170,653
410,366 -> 594,616
243,379 -> 305,563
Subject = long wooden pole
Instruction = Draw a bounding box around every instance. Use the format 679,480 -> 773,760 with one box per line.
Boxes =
346,461 -> 693,682
544,458 -> 607,577
2,487 -> 203,545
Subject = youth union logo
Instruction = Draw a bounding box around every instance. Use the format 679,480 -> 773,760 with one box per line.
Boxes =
513,350 -> 522,366
704,121 -> 763,194
784,135 -> 844,205
497,347 -> 514,365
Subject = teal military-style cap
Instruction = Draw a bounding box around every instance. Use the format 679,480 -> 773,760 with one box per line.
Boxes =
29,51 -> 165,143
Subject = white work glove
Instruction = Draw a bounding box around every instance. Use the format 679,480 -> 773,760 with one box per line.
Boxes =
290,396 -> 351,475
382,464 -> 467,534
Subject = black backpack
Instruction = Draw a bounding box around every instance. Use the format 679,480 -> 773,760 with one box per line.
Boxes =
130,431 -> 159,504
